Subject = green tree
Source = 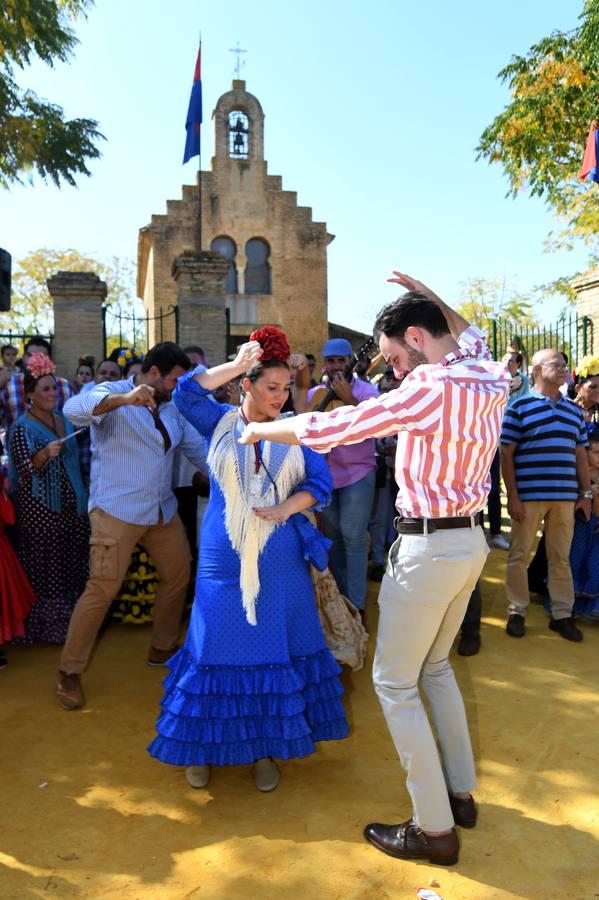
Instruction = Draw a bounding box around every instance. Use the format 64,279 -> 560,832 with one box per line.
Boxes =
0,248 -> 137,337
0,0 -> 103,187
456,277 -> 540,331
477,1 -> 599,292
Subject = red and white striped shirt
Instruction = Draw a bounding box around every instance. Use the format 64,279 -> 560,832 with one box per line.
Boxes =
294,326 -> 511,519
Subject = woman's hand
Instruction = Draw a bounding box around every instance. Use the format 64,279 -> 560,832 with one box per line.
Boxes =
253,501 -> 293,524
45,440 -> 63,459
234,341 -> 263,371
289,353 -> 310,390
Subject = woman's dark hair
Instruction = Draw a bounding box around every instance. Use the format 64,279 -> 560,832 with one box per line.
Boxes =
77,356 -> 95,375
23,370 -> 55,397
245,358 -> 290,384
374,292 -> 450,341
142,341 -> 191,377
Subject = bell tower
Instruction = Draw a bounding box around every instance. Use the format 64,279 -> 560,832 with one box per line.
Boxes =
212,80 -> 265,166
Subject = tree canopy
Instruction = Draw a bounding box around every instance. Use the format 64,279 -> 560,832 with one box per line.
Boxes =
0,0 -> 103,187
0,248 -> 136,337
477,1 -> 599,286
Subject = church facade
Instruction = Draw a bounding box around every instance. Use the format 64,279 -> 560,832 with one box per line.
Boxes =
137,80 -> 334,359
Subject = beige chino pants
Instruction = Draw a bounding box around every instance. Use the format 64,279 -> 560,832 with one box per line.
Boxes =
60,508 -> 191,674
506,500 -> 575,620
373,525 -> 488,833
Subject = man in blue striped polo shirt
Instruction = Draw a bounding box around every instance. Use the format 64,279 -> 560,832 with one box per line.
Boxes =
501,348 -> 592,642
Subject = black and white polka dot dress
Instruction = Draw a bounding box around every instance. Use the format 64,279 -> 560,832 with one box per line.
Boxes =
10,424 -> 90,645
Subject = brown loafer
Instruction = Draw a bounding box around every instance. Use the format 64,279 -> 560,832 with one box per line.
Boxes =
363,818 -> 459,866
56,671 -> 85,710
146,645 -> 180,667
449,793 -> 477,828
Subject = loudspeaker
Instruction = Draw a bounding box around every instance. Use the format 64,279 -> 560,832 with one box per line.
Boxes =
0,249 -> 11,312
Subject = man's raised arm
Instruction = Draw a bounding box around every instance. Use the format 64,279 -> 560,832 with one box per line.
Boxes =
387,271 -> 470,341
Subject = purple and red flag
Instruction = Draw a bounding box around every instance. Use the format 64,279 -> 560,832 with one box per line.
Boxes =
183,46 -> 203,164
579,121 -> 599,183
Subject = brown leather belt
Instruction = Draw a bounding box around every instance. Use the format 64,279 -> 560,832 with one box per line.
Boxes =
394,513 -> 483,535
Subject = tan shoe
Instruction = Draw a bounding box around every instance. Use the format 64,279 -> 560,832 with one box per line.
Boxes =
56,671 -> 85,710
185,765 -> 211,789
146,645 -> 180,667
253,758 -> 280,792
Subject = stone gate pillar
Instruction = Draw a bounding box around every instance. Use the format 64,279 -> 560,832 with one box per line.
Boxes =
172,251 -> 228,365
47,271 -> 107,379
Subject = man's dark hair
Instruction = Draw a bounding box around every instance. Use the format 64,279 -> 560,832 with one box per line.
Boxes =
1,344 -> 17,355
24,336 -> 52,356
183,344 -> 205,356
374,292 -> 450,341
142,342 -> 191,376
305,353 -> 316,363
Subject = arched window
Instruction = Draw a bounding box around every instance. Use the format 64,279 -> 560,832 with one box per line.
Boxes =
228,111 -> 249,158
245,238 -> 271,294
211,236 -> 238,293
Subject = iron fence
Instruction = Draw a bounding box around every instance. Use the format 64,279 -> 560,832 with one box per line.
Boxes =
102,305 -> 179,356
489,314 -> 593,366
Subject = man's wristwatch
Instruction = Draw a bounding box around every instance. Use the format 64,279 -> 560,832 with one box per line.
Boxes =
579,490 -> 594,499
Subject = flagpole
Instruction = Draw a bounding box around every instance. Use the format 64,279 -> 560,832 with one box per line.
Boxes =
197,37 -> 202,253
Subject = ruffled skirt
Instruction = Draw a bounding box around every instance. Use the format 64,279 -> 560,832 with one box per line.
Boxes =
148,646 -> 349,766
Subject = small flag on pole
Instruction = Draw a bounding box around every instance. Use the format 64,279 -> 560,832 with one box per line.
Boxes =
579,121 -> 599,183
183,46 -> 202,164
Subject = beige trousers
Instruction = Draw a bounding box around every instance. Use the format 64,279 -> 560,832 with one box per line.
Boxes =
506,500 -> 575,620
60,508 -> 191,674
373,525 -> 489,832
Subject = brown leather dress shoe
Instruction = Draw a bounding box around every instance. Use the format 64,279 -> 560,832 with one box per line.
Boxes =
363,818 -> 459,866
146,645 -> 180,667
56,671 -> 85,710
449,793 -> 477,828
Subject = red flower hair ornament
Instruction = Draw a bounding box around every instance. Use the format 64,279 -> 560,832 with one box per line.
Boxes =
26,353 -> 56,380
249,326 -> 290,362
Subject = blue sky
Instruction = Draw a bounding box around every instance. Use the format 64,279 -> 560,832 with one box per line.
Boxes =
0,0 -> 591,333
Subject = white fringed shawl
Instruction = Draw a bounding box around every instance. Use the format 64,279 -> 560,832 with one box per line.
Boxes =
207,410 -> 306,625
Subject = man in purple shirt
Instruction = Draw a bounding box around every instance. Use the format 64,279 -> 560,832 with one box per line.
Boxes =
308,338 -> 378,613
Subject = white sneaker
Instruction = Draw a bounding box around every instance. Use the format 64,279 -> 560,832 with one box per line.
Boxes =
185,765 -> 211,789
253,757 -> 280,792
488,534 -> 510,550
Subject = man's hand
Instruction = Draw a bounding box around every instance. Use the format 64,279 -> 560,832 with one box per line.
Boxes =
239,422 -> 261,445
125,384 -> 157,409
387,271 -> 430,296
233,341 -> 263,372
330,373 -> 355,405
507,495 -> 526,523
575,497 -> 592,523
253,501 -> 293,524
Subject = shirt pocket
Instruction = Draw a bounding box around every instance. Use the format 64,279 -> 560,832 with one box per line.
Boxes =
89,536 -> 118,579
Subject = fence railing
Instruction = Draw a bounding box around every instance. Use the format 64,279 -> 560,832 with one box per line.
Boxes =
489,314 -> 593,366
102,305 -> 179,356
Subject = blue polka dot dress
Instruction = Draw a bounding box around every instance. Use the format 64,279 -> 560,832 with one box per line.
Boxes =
148,370 -> 349,767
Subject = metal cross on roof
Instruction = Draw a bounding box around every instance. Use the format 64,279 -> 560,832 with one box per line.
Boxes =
229,41 -> 247,79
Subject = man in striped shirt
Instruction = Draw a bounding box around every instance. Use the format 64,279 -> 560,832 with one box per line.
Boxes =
501,349 -> 591,643
239,272 -> 510,866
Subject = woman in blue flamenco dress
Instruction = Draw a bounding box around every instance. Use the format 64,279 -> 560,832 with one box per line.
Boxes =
148,329 -> 349,791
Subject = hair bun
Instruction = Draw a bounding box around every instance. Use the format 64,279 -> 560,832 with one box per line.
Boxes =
249,326 -> 290,362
